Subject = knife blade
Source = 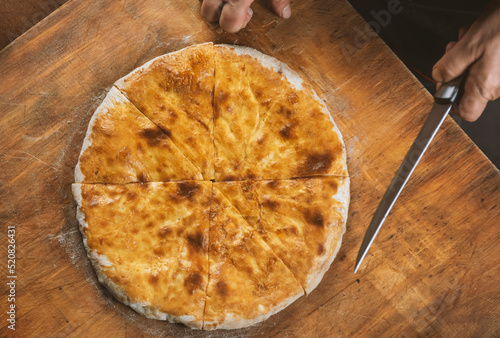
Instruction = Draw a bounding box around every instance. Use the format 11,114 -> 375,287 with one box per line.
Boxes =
354,75 -> 464,273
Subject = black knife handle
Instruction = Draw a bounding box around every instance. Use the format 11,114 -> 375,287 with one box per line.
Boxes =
434,74 -> 466,105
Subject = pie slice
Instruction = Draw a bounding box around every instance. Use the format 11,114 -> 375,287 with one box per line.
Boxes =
255,177 -> 349,293
216,177 -> 349,293
214,45 -> 347,181
72,181 -> 211,329
115,43 -> 215,180
75,86 -> 202,183
204,186 -> 304,330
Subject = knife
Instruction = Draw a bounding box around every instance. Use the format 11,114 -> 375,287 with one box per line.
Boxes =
354,75 -> 465,273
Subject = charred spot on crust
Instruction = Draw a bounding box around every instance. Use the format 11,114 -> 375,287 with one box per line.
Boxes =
222,175 -> 237,182
304,208 -> 324,227
153,247 -> 164,256
187,232 -> 205,252
277,106 -> 293,119
218,90 -> 228,103
216,280 -> 228,297
139,128 -> 167,147
245,172 -> 256,180
267,181 -> 280,189
162,128 -> 172,138
169,109 -> 177,117
298,151 -> 334,176
149,273 -> 159,285
262,199 -> 279,211
327,180 -> 339,193
158,226 -> 172,238
177,182 -> 201,202
126,191 -> 138,200
184,272 -> 203,294
186,136 -> 196,146
288,226 -> 298,236
137,173 -> 148,182
318,244 -> 325,255
279,123 -> 294,139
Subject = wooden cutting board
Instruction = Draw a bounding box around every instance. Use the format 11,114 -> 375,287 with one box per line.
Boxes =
1,0 -> 499,336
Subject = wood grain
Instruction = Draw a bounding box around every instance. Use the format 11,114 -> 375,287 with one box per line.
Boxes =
0,0 -> 68,50
0,0 -> 499,336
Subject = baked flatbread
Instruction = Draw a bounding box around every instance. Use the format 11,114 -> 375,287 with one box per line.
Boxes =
115,43 -> 215,180
75,87 -> 202,183
204,186 -> 304,330
72,182 -> 211,329
214,45 -> 347,181
216,177 -> 349,293
74,43 -> 350,330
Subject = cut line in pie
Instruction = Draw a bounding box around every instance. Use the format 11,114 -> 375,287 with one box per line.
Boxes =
73,42 -> 349,330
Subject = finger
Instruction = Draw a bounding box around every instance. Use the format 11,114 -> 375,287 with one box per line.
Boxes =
201,0 -> 224,22
270,0 -> 291,19
446,41 -> 457,52
456,56 -> 497,121
219,0 -> 254,33
458,26 -> 469,40
240,7 -> 253,29
457,87 -> 489,122
432,38 -> 481,83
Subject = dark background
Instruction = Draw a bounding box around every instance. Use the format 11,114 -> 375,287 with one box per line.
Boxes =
348,0 -> 499,167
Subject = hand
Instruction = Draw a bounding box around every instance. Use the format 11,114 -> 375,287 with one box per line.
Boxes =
200,0 -> 292,34
432,3 -> 500,122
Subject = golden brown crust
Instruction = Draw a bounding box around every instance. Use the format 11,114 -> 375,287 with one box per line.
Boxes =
213,180 -> 260,227
75,87 -> 203,183
115,43 -> 215,180
72,182 -> 211,328
255,177 -> 349,293
204,187 -> 304,330
214,45 -> 347,181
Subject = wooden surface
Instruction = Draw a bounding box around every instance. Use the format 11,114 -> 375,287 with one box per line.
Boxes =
0,0 -> 67,50
0,0 -> 499,336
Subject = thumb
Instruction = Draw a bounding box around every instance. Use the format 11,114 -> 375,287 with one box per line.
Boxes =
432,38 -> 480,83
270,0 -> 291,19
219,0 -> 254,33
